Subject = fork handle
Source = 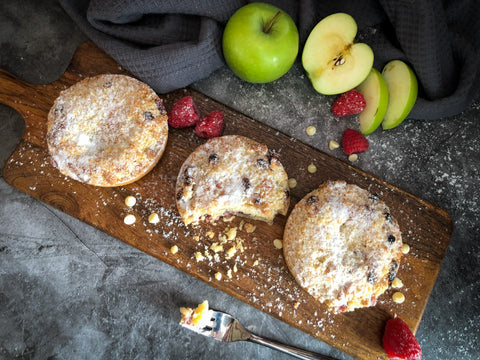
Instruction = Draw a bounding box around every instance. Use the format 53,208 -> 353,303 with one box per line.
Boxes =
248,334 -> 338,360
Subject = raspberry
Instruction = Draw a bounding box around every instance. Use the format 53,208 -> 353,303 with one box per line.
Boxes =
168,96 -> 200,128
195,110 -> 225,139
341,128 -> 369,154
331,89 -> 366,117
383,317 -> 422,360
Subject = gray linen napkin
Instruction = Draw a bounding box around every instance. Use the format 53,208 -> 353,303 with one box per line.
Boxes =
58,0 -> 480,120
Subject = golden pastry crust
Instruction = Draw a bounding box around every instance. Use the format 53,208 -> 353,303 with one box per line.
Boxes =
176,135 -> 290,226
47,74 -> 168,187
283,180 -> 402,313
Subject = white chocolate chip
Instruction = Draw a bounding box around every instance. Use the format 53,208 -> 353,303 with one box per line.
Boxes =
306,126 -> 316,136
124,196 -> 136,207
348,154 -> 358,162
402,244 -> 410,254
307,164 -> 317,173
392,278 -> 403,288
214,272 -> 222,281
170,245 -> 178,254
392,291 -> 405,303
148,212 -> 160,224
288,178 -> 297,189
123,214 -> 136,225
273,239 -> 283,249
329,140 -> 340,150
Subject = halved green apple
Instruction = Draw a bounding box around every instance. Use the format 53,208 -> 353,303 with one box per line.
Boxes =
302,13 -> 374,95
381,60 -> 418,130
356,68 -> 389,134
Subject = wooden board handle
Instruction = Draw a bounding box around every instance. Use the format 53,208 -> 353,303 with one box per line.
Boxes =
0,42 -> 128,147
0,67 -> 82,146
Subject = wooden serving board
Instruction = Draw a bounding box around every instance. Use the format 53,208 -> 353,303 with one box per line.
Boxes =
1,42 -> 452,360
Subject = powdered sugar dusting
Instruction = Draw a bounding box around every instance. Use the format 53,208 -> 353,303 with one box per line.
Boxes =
46,74 -> 168,186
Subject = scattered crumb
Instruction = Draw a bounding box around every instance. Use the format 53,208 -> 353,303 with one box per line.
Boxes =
235,237 -> 245,252
348,154 -> 358,162
206,231 -> 215,239
273,239 -> 283,249
233,264 -> 238,273
293,301 -> 300,309
214,272 -> 222,281
227,269 -> 233,278
195,252 -> 205,262
307,164 -> 317,173
306,126 -> 316,136
253,260 -> 259,266
288,178 -> 297,189
124,195 -> 136,207
225,227 -> 237,241
123,214 -> 136,225
211,243 -> 224,253
170,245 -> 179,254
193,235 -> 200,241
243,223 -> 256,233
148,213 -> 159,224
225,246 -> 237,259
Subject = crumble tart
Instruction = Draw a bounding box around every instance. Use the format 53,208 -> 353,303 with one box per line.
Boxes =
283,180 -> 403,313
47,74 -> 168,187
176,135 -> 289,226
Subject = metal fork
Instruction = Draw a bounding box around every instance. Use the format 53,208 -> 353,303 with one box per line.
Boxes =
180,309 -> 338,360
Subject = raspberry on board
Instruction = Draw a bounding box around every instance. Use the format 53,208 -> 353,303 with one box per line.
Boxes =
383,317 -> 422,360
195,110 -> 225,139
168,96 -> 200,128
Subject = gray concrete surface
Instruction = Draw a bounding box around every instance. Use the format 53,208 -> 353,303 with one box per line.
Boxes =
0,1 -> 479,359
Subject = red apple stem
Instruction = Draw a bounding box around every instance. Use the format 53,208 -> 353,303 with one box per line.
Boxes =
263,11 -> 282,34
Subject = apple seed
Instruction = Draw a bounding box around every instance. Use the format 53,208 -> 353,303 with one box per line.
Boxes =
334,56 -> 346,66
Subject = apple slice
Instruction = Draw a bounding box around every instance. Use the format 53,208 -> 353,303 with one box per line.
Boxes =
302,13 -> 374,95
356,68 -> 389,134
381,60 -> 418,130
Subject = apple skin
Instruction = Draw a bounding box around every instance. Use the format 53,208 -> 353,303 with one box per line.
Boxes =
302,13 -> 374,95
381,60 -> 418,130
356,68 -> 389,134
222,3 -> 299,83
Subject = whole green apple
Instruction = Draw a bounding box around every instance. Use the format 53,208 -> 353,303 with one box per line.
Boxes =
222,2 -> 299,83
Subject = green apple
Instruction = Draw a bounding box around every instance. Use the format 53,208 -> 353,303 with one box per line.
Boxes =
302,13 -> 374,95
356,68 -> 389,134
381,60 -> 418,130
222,3 -> 299,83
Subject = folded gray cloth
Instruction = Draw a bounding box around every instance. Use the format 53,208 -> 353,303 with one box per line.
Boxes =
58,0 -> 480,120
